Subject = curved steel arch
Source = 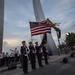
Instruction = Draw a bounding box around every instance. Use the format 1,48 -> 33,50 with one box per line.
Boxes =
33,0 -> 58,54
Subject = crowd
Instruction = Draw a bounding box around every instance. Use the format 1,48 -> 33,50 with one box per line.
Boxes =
0,41 -> 49,74
0,48 -> 20,67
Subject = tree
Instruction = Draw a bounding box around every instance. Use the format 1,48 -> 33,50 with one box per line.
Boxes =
65,32 -> 75,46
58,42 -> 66,48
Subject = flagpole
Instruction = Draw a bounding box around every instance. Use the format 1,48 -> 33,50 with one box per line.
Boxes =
29,20 -> 33,43
31,36 -> 33,43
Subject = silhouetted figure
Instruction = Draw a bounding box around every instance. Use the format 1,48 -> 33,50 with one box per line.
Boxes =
29,42 -> 36,70
6,52 -> 9,66
35,42 -> 43,67
42,43 -> 49,65
20,41 -> 29,74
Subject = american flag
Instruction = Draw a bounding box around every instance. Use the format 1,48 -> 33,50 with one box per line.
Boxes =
29,21 -> 51,36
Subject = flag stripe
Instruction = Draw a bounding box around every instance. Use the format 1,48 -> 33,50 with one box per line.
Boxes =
31,25 -> 50,30
31,26 -> 46,30
31,30 -> 51,34
39,22 -> 49,26
31,31 -> 51,36
31,26 -> 51,32
31,30 -> 51,35
31,27 -> 51,33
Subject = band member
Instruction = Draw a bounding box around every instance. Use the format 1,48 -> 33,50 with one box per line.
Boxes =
20,41 -> 29,73
2,52 -> 6,66
14,48 -> 18,63
35,42 -> 43,67
10,48 -> 18,63
17,51 -> 20,62
42,43 -> 49,65
29,42 -> 36,70
6,52 -> 10,66
10,50 -> 15,62
0,54 -> 3,67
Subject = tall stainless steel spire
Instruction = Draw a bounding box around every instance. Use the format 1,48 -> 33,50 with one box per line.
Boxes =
33,0 -> 58,54
0,0 -> 4,53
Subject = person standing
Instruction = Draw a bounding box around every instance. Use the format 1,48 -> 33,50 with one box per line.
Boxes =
10,50 -> 15,61
14,48 -> 18,63
0,54 -> 3,67
20,41 -> 29,74
6,52 -> 9,66
17,51 -> 20,63
9,50 -> 17,69
2,52 -> 6,66
29,42 -> 36,70
42,43 -> 49,65
35,42 -> 43,67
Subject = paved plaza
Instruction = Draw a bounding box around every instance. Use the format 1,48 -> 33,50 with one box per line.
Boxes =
0,53 -> 75,75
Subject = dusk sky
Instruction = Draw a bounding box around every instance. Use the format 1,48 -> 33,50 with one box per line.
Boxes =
3,0 -> 75,52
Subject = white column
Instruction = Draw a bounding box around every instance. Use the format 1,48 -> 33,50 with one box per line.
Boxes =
33,0 -> 58,54
0,0 -> 4,53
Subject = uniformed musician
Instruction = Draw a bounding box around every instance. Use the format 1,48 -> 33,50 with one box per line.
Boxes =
0,54 -> 3,67
29,42 -> 36,70
20,41 -> 29,74
42,43 -> 49,65
35,42 -> 43,67
6,52 -> 9,66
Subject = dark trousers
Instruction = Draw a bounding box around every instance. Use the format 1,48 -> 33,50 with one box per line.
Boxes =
0,59 -> 3,67
20,55 -> 23,67
15,54 -> 18,63
6,57 -> 9,66
2,58 -> 5,66
37,53 -> 42,67
44,53 -> 48,64
22,56 -> 28,72
30,54 -> 36,69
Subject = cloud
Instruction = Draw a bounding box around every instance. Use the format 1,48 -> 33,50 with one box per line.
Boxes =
16,21 -> 29,28
42,0 -> 75,42
3,30 -> 31,43
3,39 -> 21,47
4,0 -> 35,41
3,41 -> 9,47
61,0 -> 74,4
3,41 -> 21,53
61,19 -> 75,30
3,0 -> 75,52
